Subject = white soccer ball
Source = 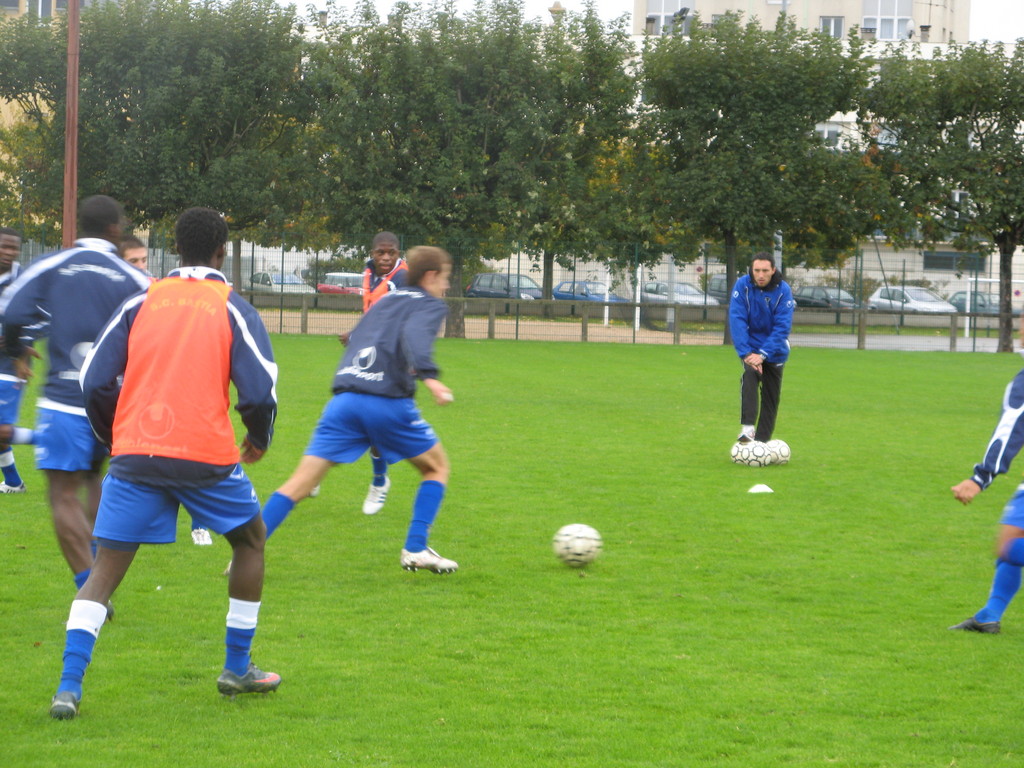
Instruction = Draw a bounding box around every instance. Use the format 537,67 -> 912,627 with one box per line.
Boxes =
730,441 -> 771,467
553,524 -> 603,568
765,439 -> 791,465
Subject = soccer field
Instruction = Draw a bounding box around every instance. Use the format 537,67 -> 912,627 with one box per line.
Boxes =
4,337 -> 1023,767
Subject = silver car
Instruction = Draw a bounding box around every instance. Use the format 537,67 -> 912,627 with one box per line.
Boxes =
868,286 -> 956,313
640,281 -> 719,305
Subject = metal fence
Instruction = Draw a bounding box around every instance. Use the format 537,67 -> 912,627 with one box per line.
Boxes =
13,226 -> 1019,352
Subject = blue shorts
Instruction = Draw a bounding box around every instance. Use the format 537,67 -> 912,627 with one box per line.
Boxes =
1000,485 -> 1024,528
305,392 -> 438,465
0,377 -> 25,426
34,407 -> 108,472
93,467 -> 261,545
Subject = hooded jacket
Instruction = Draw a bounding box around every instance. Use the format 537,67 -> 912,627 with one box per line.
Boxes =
728,269 -> 794,364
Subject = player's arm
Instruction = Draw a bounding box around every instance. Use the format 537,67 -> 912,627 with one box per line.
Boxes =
226,296 -> 278,454
956,372 -> 1024,499
761,285 -> 795,358
80,295 -> 142,446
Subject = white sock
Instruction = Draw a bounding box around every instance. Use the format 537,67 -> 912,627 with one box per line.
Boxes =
67,599 -> 108,638
226,598 -> 261,630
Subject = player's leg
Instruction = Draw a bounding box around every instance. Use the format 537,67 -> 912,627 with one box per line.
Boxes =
188,469 -> 280,697
362,446 -> 391,514
50,545 -> 137,719
47,469 -> 96,588
263,454 -> 334,538
400,443 -> 457,574
0,381 -> 34,492
951,489 -> 1024,633
738,364 -> 760,443
754,362 -> 784,443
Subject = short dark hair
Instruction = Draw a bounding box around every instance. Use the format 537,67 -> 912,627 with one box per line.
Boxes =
751,252 -> 774,267
119,234 -> 146,255
174,208 -> 228,266
405,246 -> 451,286
0,226 -> 20,240
371,231 -> 400,251
78,195 -> 124,238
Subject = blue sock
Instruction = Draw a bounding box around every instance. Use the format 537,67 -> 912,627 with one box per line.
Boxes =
58,629 -> 97,699
74,569 -> 90,590
404,480 -> 445,552
371,453 -> 388,485
976,540 -> 1024,623
224,626 -> 256,676
0,447 -> 22,487
262,492 -> 296,539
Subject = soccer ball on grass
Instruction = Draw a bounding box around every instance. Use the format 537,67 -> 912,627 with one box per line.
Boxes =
730,440 -> 771,467
553,524 -> 603,567
765,439 -> 791,465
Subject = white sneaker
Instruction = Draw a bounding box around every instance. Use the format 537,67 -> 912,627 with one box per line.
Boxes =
191,527 -> 213,546
308,484 -> 321,498
401,547 -> 458,574
737,425 -> 756,444
0,482 -> 26,494
362,476 -> 391,515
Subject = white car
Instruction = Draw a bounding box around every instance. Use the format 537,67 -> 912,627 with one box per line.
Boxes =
867,286 -> 956,313
640,281 -> 719,305
249,272 -> 316,294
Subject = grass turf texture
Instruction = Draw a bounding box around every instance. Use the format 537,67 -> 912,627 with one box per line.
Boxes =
2,337 -> 1023,767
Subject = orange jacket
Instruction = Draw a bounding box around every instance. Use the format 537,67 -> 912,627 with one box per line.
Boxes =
362,259 -> 408,313
111,277 -> 240,464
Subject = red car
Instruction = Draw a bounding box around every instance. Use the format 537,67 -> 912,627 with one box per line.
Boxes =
317,272 -> 363,295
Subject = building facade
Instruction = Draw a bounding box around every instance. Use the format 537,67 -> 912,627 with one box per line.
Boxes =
632,0 -> 970,44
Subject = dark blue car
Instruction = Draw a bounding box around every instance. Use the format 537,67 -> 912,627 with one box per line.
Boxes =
552,280 -> 628,302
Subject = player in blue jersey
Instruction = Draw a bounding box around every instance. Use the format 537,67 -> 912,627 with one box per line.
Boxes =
338,231 -> 409,516
259,245 -> 458,574
0,227 -> 36,493
49,207 -> 280,719
0,197 -> 151,595
950,345 -> 1024,634
729,254 -> 794,444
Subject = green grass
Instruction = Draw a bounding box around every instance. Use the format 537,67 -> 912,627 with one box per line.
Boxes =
3,338 -> 1024,766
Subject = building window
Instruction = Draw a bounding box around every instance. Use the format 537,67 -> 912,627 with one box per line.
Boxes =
645,0 -> 687,35
0,0 -> 19,10
816,125 -> 841,148
820,17 -> 844,38
863,0 -> 913,41
923,251 -> 985,272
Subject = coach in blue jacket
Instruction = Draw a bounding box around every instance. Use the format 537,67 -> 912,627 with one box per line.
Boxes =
729,253 -> 794,445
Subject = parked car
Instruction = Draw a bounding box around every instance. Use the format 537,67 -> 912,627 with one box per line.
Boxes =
317,272 -> 364,295
640,281 -> 718,305
552,280 -> 628,302
706,274 -> 731,303
249,272 -> 316,294
793,285 -> 861,309
465,273 -> 542,300
867,286 -> 956,313
948,291 -> 1021,316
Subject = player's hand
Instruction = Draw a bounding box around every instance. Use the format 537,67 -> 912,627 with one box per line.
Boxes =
338,331 -> 350,346
952,478 -> 982,505
14,348 -> 38,383
743,353 -> 763,373
240,437 -> 265,464
423,378 -> 454,406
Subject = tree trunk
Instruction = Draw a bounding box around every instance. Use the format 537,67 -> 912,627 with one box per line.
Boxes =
722,230 -> 738,346
231,238 -> 242,289
999,237 -> 1018,352
445,245 -> 466,339
542,252 -> 555,319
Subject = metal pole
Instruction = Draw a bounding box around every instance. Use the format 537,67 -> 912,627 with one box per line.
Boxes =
62,0 -> 81,247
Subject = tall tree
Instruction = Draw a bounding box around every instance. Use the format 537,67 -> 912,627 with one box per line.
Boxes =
0,0 -> 309,246
639,13 -> 871,341
861,41 -> 1024,352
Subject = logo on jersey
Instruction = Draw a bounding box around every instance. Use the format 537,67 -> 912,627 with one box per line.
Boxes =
139,402 -> 175,440
337,345 -> 384,381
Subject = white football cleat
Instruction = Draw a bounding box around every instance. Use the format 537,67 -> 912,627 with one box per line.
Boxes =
191,527 -> 213,546
0,482 -> 26,493
401,547 -> 458,574
362,476 -> 391,515
308,484 -> 321,498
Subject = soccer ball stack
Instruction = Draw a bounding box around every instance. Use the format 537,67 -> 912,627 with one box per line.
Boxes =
553,523 -> 603,568
730,439 -> 790,466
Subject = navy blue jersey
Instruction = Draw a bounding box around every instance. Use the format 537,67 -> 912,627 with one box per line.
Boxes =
970,367 -> 1024,490
0,238 -> 152,411
333,285 -> 447,399
0,262 -> 36,381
